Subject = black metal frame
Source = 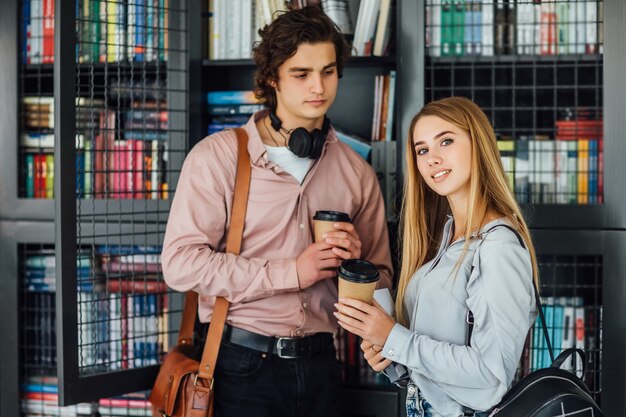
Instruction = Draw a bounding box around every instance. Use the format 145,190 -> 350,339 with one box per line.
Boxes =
52,0 -> 190,405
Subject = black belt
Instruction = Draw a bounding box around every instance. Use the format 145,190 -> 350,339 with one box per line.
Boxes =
202,323 -> 333,359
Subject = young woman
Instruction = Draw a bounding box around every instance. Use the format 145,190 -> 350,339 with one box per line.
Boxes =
334,97 -> 539,417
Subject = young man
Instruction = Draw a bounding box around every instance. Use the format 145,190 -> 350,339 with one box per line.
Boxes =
161,6 -> 392,417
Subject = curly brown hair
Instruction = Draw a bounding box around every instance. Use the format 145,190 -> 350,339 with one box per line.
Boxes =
252,6 -> 351,110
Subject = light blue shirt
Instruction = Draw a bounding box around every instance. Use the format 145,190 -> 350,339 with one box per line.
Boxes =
383,217 -> 537,417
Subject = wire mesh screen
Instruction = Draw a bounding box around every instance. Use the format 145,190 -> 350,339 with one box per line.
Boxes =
18,0 -> 187,383
72,0 -> 187,378
18,244 -> 170,417
425,0 -> 604,205
75,244 -> 180,375
516,254 -> 603,404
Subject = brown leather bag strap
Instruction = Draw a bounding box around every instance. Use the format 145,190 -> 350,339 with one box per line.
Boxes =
196,127 -> 250,380
176,127 -> 251,351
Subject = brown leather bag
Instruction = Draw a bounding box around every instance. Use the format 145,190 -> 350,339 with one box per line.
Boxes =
149,128 -> 251,417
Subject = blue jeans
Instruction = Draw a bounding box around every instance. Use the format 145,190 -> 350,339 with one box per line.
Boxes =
213,339 -> 342,417
406,382 -> 491,417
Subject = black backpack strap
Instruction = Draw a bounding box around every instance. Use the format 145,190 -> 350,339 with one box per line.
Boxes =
463,223 -> 553,416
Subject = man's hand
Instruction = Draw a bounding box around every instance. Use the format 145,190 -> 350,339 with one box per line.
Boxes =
296,242 -> 342,289
323,222 -> 362,260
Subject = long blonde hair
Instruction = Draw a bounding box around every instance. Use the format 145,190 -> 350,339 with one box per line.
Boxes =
395,97 -> 539,326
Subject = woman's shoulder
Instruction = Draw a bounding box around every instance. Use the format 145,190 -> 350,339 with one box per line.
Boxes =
479,219 -> 525,249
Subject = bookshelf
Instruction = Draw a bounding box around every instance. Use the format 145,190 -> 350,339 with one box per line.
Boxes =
1,1 -> 626,417
0,0 -> 189,415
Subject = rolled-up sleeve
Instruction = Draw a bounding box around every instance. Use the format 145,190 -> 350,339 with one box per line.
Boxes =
160,136 -> 300,304
381,236 -> 534,411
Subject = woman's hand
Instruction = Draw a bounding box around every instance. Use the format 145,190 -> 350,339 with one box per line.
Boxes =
361,339 -> 393,372
334,298 -> 396,348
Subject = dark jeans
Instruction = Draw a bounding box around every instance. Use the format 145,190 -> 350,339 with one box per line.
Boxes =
212,338 -> 342,417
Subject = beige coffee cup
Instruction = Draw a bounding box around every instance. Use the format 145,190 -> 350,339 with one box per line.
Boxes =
313,210 -> 351,242
338,259 -> 380,304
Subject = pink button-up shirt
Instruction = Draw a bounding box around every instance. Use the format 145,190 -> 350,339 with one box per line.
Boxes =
161,112 -> 393,337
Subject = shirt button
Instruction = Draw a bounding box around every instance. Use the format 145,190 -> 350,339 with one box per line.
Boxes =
295,329 -> 303,336
302,302 -> 307,309
273,166 -> 279,172
387,349 -> 395,357
299,223 -> 305,229
408,385 -> 416,395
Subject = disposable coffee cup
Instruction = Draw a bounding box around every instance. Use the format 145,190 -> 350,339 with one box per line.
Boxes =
313,210 -> 351,243
338,259 -> 380,304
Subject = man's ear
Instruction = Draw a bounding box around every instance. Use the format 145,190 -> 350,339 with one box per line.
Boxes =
269,79 -> 277,89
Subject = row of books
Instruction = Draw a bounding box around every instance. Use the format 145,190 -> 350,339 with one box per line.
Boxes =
21,138 -> 169,200
425,0 -> 603,57
21,376 -> 152,416
351,0 -> 394,57
79,290 -> 170,371
521,296 -> 601,390
22,96 -> 169,133
22,246 -> 171,373
22,0 -> 170,65
21,97 -> 169,200
207,0 -> 393,60
499,135 -> 603,205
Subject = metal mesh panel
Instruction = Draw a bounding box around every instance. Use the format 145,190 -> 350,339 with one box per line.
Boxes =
17,0 -> 188,403
517,254 -> 603,404
18,244 -> 170,417
425,0 -> 604,205
75,245 -> 179,374
72,0 -> 187,377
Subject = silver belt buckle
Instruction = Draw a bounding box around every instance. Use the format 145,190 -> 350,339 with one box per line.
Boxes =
276,336 -> 308,359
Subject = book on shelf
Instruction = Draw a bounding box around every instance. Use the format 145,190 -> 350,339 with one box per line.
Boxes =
334,128 -> 372,161
321,0 -> 354,37
348,0 -> 396,57
207,90 -> 260,105
370,70 -> 396,142
207,90 -> 263,134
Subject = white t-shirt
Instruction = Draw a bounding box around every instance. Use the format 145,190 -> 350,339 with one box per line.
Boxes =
264,145 -> 312,184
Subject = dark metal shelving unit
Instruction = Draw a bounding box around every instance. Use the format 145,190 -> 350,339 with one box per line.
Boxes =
1,0 -> 190,414
2,1 -> 626,417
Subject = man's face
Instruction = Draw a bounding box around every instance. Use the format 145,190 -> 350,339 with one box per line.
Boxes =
273,41 -> 338,128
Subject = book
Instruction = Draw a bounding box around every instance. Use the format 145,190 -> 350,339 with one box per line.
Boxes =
334,129 -> 371,161
207,90 -> 259,105
106,279 -> 168,294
